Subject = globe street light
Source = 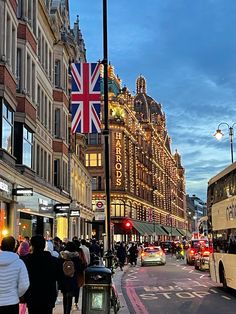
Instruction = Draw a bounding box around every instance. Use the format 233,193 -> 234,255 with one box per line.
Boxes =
214,122 -> 236,164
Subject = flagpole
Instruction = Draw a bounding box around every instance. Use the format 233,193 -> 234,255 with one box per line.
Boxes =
102,0 -> 112,268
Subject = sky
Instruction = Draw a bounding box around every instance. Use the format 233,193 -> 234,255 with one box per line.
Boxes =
69,0 -> 236,201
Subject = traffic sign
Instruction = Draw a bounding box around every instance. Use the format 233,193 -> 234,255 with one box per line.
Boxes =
96,200 -> 105,212
96,201 -> 104,209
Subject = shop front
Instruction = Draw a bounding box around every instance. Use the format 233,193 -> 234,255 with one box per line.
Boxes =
0,177 -> 13,242
16,190 -> 56,240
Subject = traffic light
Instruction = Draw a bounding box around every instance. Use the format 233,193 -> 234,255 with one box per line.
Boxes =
124,220 -> 132,231
125,221 -> 131,228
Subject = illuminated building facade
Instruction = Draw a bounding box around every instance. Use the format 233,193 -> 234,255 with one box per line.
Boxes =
0,0 -> 93,241
86,67 -> 187,242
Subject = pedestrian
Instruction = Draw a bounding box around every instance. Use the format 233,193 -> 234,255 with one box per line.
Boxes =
89,239 -> 100,265
17,241 -> 30,263
60,241 -> 84,313
73,247 -> 87,310
45,239 -> 59,258
80,239 -> 90,266
0,236 -> 29,314
116,242 -> 127,271
23,235 -> 63,314
53,236 -> 62,253
128,243 -> 138,266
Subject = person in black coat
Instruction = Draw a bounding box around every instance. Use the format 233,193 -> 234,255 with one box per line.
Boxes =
60,241 -> 84,314
23,235 -> 63,314
116,242 -> 126,271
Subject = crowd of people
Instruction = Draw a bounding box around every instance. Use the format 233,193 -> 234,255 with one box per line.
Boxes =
0,235 -> 103,314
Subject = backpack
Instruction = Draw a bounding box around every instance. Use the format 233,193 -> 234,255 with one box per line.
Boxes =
63,259 -> 75,277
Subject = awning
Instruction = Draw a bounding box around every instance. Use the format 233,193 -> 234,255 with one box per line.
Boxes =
161,226 -> 183,237
177,228 -> 186,236
177,229 -> 192,238
132,220 -> 146,235
132,220 -> 167,236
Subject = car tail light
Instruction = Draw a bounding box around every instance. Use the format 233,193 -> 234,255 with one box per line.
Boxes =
203,251 -> 210,256
190,249 -> 195,255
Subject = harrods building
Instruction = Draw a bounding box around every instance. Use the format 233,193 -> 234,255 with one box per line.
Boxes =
86,67 -> 187,242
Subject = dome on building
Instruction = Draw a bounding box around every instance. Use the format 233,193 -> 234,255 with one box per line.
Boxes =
134,75 -> 163,121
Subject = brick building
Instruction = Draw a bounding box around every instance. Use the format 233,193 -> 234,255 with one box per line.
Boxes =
0,0 -> 93,241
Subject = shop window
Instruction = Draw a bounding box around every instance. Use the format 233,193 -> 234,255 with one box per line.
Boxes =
23,127 -> 33,167
1,101 -> 13,154
0,203 -> 8,243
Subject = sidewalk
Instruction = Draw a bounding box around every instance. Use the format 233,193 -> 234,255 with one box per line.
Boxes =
53,266 -> 130,314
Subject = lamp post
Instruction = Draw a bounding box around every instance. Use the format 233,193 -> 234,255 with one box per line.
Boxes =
214,122 -> 236,164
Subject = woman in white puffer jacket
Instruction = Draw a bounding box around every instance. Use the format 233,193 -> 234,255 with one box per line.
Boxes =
0,236 -> 29,314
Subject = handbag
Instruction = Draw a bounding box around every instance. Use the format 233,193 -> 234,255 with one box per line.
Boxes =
77,271 -> 85,288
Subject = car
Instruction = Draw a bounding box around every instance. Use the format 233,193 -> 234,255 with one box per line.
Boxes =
194,243 -> 213,271
141,246 -> 166,266
186,239 -> 209,265
160,241 -> 172,254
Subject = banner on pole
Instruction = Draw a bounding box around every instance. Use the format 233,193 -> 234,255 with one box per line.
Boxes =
71,63 -> 101,134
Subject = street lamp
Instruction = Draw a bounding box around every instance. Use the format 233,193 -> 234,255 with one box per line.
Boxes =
214,122 -> 236,164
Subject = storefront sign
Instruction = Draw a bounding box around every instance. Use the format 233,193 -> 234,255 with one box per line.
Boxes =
70,210 -> 80,217
13,188 -> 33,196
115,132 -> 123,186
54,203 -> 70,213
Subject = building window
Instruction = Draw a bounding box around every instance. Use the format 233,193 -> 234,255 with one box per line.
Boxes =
54,159 -> 60,187
85,153 -> 102,167
36,144 -> 40,175
87,134 -> 101,145
23,127 -> 33,167
111,201 -> 125,217
16,48 -> 22,91
54,108 -> 61,138
92,176 -> 102,190
2,102 -> 13,154
48,154 -> 51,183
55,60 -> 61,88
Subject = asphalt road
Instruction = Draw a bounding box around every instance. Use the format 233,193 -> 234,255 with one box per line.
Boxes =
121,255 -> 236,314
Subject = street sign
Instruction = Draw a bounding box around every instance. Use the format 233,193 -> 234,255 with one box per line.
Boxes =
96,200 -> 105,211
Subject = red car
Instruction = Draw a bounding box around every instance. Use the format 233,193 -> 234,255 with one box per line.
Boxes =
194,244 -> 213,271
186,239 -> 209,265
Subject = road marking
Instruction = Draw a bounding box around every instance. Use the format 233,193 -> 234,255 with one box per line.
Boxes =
222,296 -> 231,300
187,278 -> 192,281
182,267 -> 186,269
200,275 -> 205,279
209,289 -> 218,294
189,270 -> 194,273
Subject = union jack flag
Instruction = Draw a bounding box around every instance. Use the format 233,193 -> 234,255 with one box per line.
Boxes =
71,63 -> 101,134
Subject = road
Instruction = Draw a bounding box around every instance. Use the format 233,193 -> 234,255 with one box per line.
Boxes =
121,255 -> 236,314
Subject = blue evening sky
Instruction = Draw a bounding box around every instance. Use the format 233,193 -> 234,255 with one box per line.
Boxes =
69,0 -> 236,201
